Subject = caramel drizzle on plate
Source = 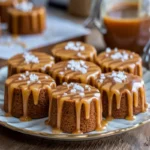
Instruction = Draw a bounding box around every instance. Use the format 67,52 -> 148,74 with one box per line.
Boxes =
5,73 -> 56,121
50,61 -> 101,84
8,52 -> 54,76
96,73 -> 147,120
48,84 -> 102,134
96,50 -> 142,76
52,42 -> 97,62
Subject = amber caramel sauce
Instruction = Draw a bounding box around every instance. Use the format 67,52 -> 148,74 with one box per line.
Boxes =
103,2 -> 150,54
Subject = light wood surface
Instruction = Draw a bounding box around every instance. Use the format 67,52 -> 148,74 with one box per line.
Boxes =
0,7 -> 149,150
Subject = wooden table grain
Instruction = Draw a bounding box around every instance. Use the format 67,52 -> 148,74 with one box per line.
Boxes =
0,7 -> 149,150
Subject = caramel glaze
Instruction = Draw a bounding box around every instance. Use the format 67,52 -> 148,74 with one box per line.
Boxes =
52,42 -> 97,62
96,50 -> 142,76
8,52 -> 55,77
49,60 -> 101,85
7,6 -> 46,35
0,0 -> 13,23
94,73 -> 147,121
47,83 -> 103,134
4,72 -> 56,121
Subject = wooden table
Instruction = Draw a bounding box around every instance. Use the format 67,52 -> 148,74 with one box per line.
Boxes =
0,7 -> 150,150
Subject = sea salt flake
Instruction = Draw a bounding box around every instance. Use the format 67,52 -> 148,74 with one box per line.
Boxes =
79,92 -> 85,97
27,81 -> 31,85
63,82 -> 67,86
59,72 -> 64,75
65,42 -> 85,51
29,74 -> 39,83
45,76 -> 49,79
25,71 -> 29,76
94,93 -> 100,97
23,52 -> 39,64
63,93 -> 68,96
20,74 -> 26,79
130,55 -> 133,59
37,80 -> 41,84
67,60 -> 88,74
15,1 -> 33,12
106,47 -> 111,53
114,47 -> 118,52
132,82 -> 143,92
113,77 -> 122,83
18,77 -> 22,80
77,52 -> 82,57
70,89 -> 76,93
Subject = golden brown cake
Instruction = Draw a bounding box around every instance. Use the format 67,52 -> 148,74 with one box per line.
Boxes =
8,52 -> 55,77
4,72 -> 56,121
49,60 -> 101,85
51,41 -> 97,62
47,82 -> 102,133
95,48 -> 142,76
7,1 -> 46,35
94,71 -> 147,120
0,0 -> 13,23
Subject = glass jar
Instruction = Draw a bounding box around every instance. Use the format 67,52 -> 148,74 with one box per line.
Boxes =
94,0 -> 150,54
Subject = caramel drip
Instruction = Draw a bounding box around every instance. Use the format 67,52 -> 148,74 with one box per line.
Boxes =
50,61 -> 101,84
8,52 -> 54,76
5,73 -> 56,121
52,42 -> 97,62
48,84 -> 102,134
31,12 -> 38,32
96,50 -> 142,76
96,73 -> 147,121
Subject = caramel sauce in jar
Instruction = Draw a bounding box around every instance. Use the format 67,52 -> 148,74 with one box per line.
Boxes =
103,3 -> 150,54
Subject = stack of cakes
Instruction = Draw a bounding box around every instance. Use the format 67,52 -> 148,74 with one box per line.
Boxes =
4,41 -> 148,134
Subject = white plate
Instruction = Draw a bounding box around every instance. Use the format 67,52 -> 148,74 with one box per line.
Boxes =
0,67 -> 149,141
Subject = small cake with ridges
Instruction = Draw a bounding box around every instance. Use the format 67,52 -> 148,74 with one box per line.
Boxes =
8,52 -> 55,77
51,41 -> 97,62
94,71 -> 147,120
95,48 -> 142,76
49,60 -> 101,85
47,82 -> 102,133
4,72 -> 56,121
0,0 -> 13,23
8,1 -> 46,35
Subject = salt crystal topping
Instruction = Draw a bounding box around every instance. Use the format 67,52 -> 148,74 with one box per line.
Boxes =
20,74 -> 26,79
114,47 -> 118,52
59,72 -> 64,75
111,52 -> 129,61
98,74 -> 106,83
25,71 -> 29,76
65,42 -> 85,51
15,1 -> 33,12
132,81 -> 144,92
79,93 -> 85,97
66,60 -> 88,74
62,82 -> 67,86
23,52 -> 39,64
77,52 -> 82,57
18,77 -> 22,80
63,93 -> 68,96
70,89 -> 76,93
45,76 -> 49,79
106,47 -> 111,53
94,93 -> 100,97
29,74 -> 39,83
109,71 -> 127,83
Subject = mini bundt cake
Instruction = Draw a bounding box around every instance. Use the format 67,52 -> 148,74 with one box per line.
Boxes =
51,41 -> 97,62
49,60 -> 101,85
7,1 -> 46,35
8,52 -> 55,77
94,71 -> 147,120
0,0 -> 13,23
4,72 -> 56,121
47,82 -> 102,133
95,48 -> 142,76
